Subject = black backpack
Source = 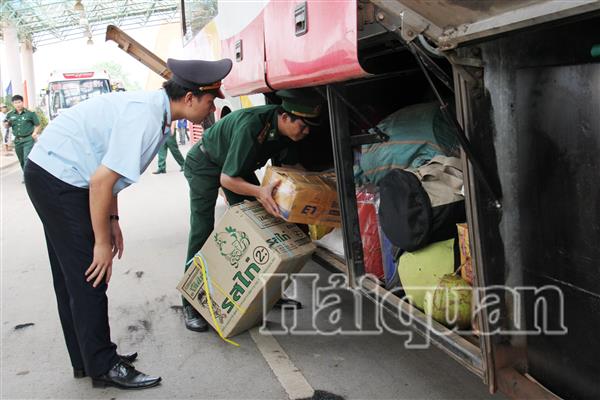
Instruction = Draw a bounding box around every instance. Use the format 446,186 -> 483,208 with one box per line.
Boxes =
378,169 -> 465,252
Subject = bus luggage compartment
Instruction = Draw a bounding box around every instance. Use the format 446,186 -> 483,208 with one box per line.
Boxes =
301,10 -> 600,399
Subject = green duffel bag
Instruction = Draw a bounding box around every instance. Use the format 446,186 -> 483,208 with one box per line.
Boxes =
359,102 -> 459,184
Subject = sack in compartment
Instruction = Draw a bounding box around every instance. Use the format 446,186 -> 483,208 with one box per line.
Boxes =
378,156 -> 465,252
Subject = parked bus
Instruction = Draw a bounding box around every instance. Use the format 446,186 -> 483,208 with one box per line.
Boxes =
109,1 -> 600,398
46,70 -> 112,120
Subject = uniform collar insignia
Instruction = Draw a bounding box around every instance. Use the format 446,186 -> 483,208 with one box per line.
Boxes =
257,121 -> 271,144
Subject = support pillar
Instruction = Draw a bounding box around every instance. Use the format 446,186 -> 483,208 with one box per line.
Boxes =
0,33 -> 4,98
20,38 -> 36,108
1,22 -> 23,100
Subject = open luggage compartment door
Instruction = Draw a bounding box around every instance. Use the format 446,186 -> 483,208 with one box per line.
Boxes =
264,0 -> 368,89
370,0 -> 600,49
439,6 -> 599,400
221,11 -> 270,96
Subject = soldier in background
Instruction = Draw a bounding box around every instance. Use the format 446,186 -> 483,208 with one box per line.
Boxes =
4,95 -> 40,171
152,120 -> 185,174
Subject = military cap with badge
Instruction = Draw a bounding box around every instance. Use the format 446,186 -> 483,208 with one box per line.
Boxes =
276,89 -> 323,126
167,58 -> 233,99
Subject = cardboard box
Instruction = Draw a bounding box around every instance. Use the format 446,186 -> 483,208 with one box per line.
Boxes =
262,166 -> 341,227
177,201 -> 315,338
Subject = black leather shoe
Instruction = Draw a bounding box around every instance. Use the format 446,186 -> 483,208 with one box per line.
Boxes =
152,170 -> 166,174
183,304 -> 209,332
73,352 -> 139,378
91,360 -> 161,390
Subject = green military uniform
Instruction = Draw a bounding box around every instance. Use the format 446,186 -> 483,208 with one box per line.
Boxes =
6,108 -> 40,169
183,90 -> 322,276
181,88 -> 322,316
183,105 -> 299,274
155,132 -> 185,172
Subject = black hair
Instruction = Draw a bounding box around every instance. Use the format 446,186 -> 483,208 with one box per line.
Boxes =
276,106 -> 301,122
162,80 -> 219,101
11,95 -> 24,102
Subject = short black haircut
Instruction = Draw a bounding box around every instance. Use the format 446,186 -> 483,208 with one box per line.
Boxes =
162,80 -> 219,101
276,106 -> 301,122
11,95 -> 23,102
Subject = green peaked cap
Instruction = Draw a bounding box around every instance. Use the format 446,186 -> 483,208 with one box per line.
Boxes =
276,89 -> 323,124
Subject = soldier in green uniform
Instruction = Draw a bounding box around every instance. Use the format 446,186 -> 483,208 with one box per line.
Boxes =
152,121 -> 185,174
181,89 -> 322,332
4,95 -> 40,171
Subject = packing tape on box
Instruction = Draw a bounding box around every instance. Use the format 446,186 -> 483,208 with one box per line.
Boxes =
190,253 -> 242,347
192,253 -> 247,314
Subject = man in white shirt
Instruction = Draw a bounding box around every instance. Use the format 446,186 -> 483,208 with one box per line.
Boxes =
25,58 -> 232,390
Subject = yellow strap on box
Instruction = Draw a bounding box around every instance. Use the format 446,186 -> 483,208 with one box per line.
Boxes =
193,255 -> 240,347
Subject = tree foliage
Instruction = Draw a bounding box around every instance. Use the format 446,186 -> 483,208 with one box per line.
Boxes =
92,61 -> 142,91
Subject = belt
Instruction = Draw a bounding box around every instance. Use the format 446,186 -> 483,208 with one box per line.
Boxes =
14,135 -> 33,143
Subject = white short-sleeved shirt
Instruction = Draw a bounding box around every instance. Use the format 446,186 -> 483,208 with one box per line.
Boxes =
29,89 -> 171,194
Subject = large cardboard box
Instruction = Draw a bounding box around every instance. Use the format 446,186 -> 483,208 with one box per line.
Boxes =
261,166 -> 341,227
177,201 -> 315,338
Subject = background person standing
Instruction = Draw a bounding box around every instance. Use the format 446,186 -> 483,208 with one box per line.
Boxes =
4,95 -> 40,170
152,120 -> 185,174
0,103 -> 10,152
177,118 -> 188,145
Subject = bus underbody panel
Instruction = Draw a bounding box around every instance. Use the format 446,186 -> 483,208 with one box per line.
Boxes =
264,1 -> 368,90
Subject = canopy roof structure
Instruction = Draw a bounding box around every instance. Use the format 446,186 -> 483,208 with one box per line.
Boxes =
1,0 -> 180,47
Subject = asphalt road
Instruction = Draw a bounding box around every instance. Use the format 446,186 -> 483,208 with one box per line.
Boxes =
1,147 -> 503,399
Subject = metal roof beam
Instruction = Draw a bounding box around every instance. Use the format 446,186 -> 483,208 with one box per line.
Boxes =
2,0 -> 180,47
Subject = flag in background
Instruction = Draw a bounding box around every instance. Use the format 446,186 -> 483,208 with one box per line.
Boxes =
5,81 -> 12,98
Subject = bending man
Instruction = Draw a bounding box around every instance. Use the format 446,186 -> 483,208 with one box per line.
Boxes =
24,58 -> 232,390
182,89 -> 322,332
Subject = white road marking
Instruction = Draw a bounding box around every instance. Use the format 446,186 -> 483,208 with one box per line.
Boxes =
250,327 -> 314,400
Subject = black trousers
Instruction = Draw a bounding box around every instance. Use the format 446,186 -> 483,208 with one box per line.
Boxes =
24,161 -> 119,377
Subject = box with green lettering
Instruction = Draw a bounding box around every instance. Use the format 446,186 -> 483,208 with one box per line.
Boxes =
177,201 -> 316,338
